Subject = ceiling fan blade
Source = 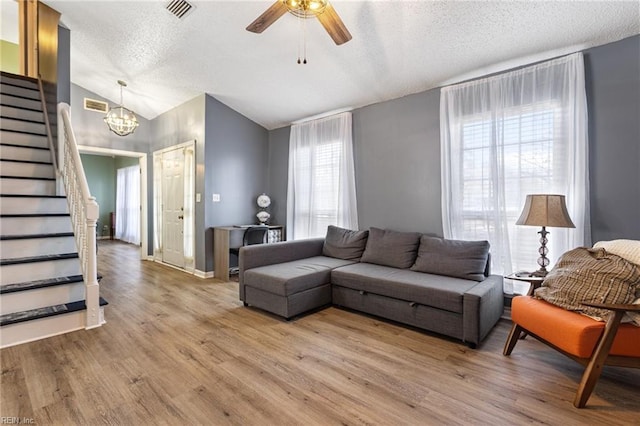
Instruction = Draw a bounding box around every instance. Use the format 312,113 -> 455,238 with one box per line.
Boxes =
316,3 -> 352,45
246,1 -> 289,34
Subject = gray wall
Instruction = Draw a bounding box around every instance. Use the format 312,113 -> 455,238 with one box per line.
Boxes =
266,126 -> 291,227
585,35 -> 640,242
353,90 -> 442,233
149,94 -> 269,273
67,82 -> 270,274
70,83 -> 151,153
268,35 -> 640,242
150,94 -> 206,270
204,95 -> 269,271
57,25 -> 70,105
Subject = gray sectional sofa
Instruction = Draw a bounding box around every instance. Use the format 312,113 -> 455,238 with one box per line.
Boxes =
239,226 -> 504,347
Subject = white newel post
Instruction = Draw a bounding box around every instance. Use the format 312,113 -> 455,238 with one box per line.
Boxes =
58,102 -> 103,329
85,196 -> 101,329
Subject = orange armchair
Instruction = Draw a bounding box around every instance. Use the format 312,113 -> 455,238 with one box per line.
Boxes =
503,296 -> 640,408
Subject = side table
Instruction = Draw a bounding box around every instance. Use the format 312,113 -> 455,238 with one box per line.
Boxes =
505,273 -> 545,339
505,273 -> 545,296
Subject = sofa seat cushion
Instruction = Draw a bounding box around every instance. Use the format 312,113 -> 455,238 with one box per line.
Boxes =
244,256 -> 356,297
513,296 -> 640,358
331,263 -> 479,313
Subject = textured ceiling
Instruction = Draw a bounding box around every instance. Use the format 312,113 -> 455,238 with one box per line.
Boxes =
30,1 -> 640,129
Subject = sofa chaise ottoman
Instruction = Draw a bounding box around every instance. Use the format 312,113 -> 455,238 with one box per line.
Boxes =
239,226 -> 504,347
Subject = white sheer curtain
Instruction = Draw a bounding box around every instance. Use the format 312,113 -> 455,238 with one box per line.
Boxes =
287,112 -> 358,240
440,53 -> 590,281
183,146 -> 195,270
115,165 -> 141,245
153,153 -> 162,255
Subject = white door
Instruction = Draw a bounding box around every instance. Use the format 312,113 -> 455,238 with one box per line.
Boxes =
161,147 -> 185,268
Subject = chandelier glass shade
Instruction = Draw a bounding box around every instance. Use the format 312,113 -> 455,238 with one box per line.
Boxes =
283,0 -> 327,18
104,80 -> 139,137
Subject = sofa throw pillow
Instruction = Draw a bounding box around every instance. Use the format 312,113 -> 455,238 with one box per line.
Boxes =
534,247 -> 640,325
360,228 -> 421,269
410,236 -> 490,281
322,226 -> 369,261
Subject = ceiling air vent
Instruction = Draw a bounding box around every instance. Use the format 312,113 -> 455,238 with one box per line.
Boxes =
166,0 -> 194,19
84,98 -> 108,113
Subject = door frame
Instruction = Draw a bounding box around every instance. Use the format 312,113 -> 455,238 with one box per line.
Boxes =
152,140 -> 196,273
78,145 -> 148,260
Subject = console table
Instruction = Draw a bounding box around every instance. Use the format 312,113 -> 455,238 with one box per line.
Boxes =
213,225 -> 284,281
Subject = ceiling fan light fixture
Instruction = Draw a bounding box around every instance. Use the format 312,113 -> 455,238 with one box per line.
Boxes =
284,0 -> 327,18
104,80 -> 139,137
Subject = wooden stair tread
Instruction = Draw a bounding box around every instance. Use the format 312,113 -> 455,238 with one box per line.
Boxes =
0,252 -> 78,266
0,128 -> 47,137
0,158 -> 53,165
0,213 -> 70,218
0,143 -> 50,151
0,194 -> 66,198
0,297 -> 108,327
0,274 -> 84,294
0,175 -> 56,181
0,232 -> 74,241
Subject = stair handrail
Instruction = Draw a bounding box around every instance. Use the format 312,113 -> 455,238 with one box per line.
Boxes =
36,77 -> 59,176
57,102 -> 102,329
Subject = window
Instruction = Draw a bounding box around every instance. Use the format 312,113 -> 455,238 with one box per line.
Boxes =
441,53 -> 590,285
115,165 -> 141,245
287,112 -> 358,239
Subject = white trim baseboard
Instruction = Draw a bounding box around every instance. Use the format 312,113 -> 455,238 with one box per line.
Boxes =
194,269 -> 214,279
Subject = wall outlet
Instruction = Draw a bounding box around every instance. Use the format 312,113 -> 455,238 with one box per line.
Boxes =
196,193 -> 201,203
212,193 -> 221,202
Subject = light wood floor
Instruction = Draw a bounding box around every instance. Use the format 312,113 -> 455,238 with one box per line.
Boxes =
1,241 -> 638,425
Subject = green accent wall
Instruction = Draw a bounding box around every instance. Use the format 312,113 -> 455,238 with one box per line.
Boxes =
81,154 -> 116,237
114,156 -> 139,169
0,40 -> 19,74
81,154 -> 140,238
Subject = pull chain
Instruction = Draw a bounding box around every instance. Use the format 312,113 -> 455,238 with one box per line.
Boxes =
296,11 -> 308,65
303,11 -> 307,64
297,13 -> 302,64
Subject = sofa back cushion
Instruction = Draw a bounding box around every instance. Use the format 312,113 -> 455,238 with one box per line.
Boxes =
410,236 -> 490,281
322,226 -> 369,261
360,228 -> 421,269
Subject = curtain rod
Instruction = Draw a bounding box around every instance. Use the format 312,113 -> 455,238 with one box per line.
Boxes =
291,107 -> 353,125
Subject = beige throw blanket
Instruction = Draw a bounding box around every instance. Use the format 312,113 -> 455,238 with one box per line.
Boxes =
534,247 -> 640,325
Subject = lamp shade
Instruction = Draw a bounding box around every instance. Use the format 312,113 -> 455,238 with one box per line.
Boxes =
516,194 -> 575,228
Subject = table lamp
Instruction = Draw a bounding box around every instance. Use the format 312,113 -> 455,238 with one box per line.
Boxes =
516,194 -> 575,277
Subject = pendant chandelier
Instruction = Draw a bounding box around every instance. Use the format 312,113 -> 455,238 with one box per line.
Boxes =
104,80 -> 139,137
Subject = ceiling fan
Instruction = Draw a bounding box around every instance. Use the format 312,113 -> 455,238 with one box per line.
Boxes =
246,0 -> 352,46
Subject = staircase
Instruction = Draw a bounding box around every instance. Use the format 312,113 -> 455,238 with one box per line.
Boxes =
0,72 -> 106,348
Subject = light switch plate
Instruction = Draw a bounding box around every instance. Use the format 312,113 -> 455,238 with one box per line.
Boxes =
196,193 -> 201,203
212,193 -> 221,202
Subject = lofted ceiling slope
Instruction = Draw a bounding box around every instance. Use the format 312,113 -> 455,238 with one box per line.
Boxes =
20,1 -> 640,129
